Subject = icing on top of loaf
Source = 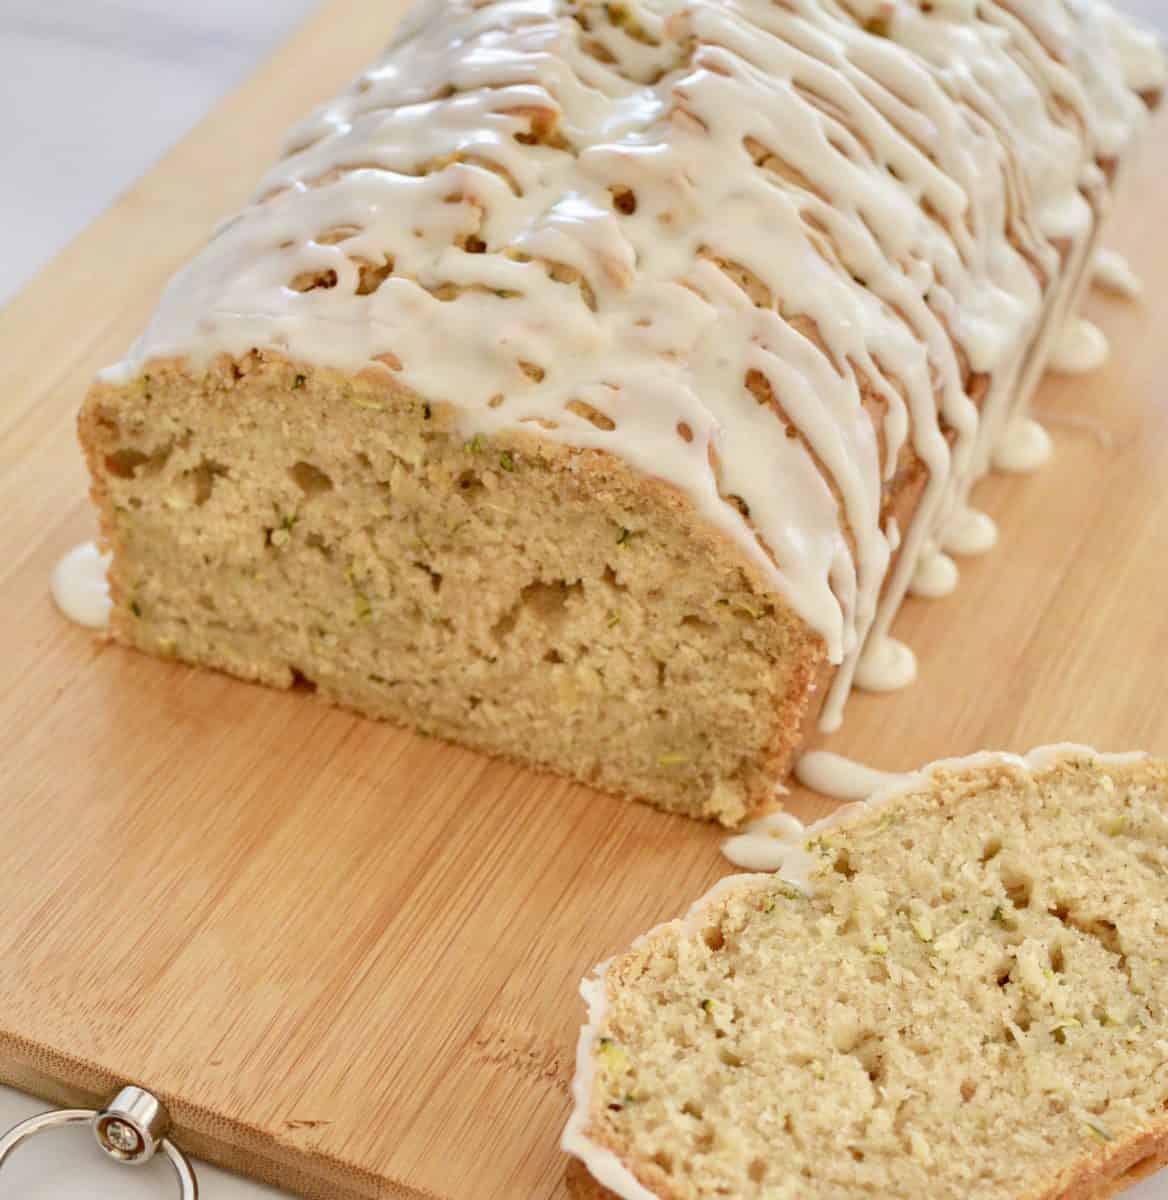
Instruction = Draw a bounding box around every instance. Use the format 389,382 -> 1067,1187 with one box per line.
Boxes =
101,0 -> 1162,723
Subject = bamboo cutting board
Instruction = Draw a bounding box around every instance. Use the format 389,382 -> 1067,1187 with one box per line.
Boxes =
2,2 -> 1168,1196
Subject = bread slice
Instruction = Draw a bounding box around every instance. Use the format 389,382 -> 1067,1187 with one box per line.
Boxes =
563,747 -> 1168,1199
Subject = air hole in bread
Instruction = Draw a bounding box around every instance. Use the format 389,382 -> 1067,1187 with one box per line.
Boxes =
106,443 -> 173,480
188,459 -> 225,506
413,562 -> 442,594
520,580 -> 583,629
850,1034 -> 885,1084
702,925 -> 725,952
681,614 -> 715,634
457,470 -> 485,498
601,565 -> 627,594
290,669 -> 317,693
290,461 -> 334,497
1001,866 -> 1032,910
490,604 -> 520,641
105,449 -> 150,478
305,532 -> 334,560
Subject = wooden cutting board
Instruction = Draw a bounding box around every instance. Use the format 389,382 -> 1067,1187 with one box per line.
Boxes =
2,3 -> 1167,1197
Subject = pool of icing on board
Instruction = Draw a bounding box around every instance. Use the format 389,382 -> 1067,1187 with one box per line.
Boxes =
51,541 -> 111,630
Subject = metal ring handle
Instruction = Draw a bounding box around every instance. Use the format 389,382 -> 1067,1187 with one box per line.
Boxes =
0,1086 -> 197,1197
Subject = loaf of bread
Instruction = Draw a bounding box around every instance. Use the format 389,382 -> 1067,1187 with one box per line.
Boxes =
563,746 -> 1168,1199
80,0 -> 1162,822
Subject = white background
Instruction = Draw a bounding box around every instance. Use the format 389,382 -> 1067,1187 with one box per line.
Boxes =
1,1 -> 1166,1197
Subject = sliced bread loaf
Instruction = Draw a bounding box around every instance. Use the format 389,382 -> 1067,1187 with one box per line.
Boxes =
80,0 -> 1163,823
563,747 -> 1168,1199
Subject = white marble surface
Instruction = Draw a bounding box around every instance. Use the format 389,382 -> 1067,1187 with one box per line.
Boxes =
1,2 -> 1167,1198
0,0 -> 319,308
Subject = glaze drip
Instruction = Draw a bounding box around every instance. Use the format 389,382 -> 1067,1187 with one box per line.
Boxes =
51,542 -> 112,630
1049,317 -> 1112,374
910,543 -> 959,599
941,503 -> 999,557
993,415 -> 1054,473
1092,248 -> 1142,298
794,750 -> 904,803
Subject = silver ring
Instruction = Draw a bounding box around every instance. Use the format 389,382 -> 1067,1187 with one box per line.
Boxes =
0,1086 -> 197,1197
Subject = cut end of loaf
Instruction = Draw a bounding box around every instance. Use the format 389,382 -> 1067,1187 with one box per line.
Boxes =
568,753 -> 1168,1199
78,351 -> 824,824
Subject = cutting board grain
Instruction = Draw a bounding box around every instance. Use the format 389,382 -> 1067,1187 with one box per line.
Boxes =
2,2 -> 1168,1197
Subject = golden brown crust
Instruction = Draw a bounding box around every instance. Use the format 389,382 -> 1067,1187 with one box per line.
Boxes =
1029,1126 -> 1168,1200
568,1135 -> 1168,1200
566,1157 -> 619,1200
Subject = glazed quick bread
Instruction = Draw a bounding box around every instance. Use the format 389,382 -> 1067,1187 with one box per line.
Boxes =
563,747 -> 1168,1199
80,0 -> 1163,823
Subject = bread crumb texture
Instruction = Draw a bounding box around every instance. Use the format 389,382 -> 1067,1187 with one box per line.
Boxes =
581,758 -> 1168,1198
80,353 -> 822,823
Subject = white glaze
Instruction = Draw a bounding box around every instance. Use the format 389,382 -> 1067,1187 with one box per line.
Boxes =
562,873 -> 762,1200
854,633 -> 917,694
909,542 -> 959,599
992,415 -> 1054,473
793,750 -> 904,803
569,743 -> 1153,1198
51,541 -> 111,629
1049,317 -> 1111,374
1092,248 -> 1142,299
941,503 -> 999,557
1095,7 -> 1168,94
95,0 -> 1159,733
721,810 -> 808,872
